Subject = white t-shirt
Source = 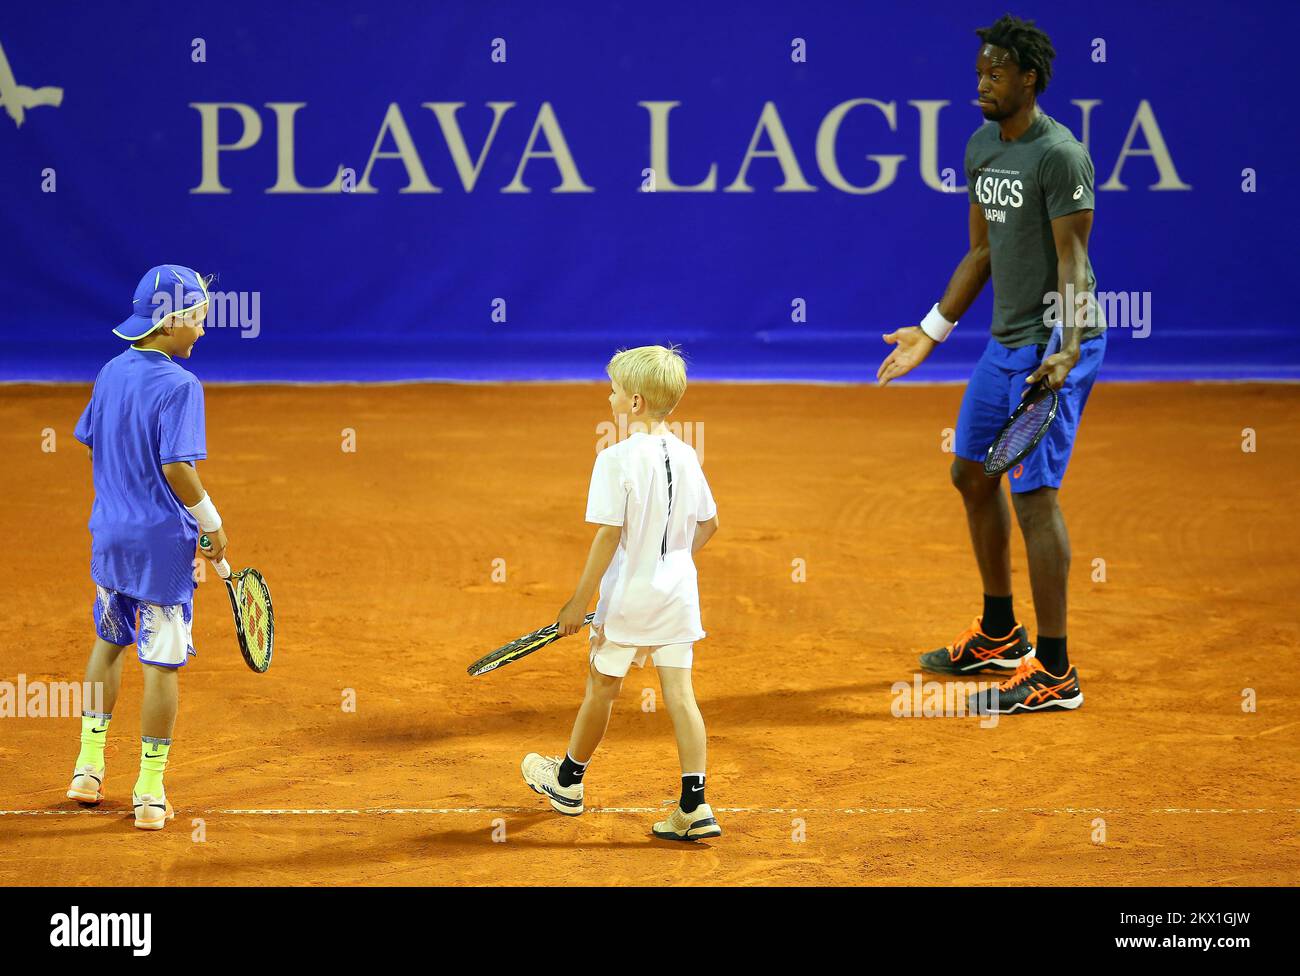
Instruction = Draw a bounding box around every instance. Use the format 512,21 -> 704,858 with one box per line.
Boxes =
585,431 -> 717,646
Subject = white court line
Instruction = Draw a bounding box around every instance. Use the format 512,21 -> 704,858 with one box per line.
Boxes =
2,806 -> 1297,817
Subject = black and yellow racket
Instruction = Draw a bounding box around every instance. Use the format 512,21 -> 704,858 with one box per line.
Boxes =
201,536 -> 275,673
468,613 -> 595,677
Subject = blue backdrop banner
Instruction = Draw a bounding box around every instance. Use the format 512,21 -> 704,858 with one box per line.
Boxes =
1,1 -> 1294,382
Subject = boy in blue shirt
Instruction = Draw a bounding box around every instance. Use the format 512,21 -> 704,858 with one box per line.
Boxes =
67,265 -> 230,831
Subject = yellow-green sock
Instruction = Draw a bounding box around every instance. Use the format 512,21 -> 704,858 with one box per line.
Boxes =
76,712 -> 111,769
135,737 -> 171,797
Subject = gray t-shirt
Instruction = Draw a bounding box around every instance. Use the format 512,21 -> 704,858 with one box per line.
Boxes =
965,112 -> 1105,348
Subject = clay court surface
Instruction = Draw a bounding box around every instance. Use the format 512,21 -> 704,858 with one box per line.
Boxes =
1,381 -> 1297,886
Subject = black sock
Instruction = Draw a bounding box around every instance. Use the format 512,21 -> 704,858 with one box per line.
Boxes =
557,753 -> 588,788
680,774 -> 706,813
982,594 -> 1015,637
1035,636 -> 1068,674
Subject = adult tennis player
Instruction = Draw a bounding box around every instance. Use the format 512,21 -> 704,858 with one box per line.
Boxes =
876,14 -> 1106,714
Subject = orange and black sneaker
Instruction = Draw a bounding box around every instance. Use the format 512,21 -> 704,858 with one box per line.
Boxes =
969,657 -> 1084,715
919,617 -> 1034,674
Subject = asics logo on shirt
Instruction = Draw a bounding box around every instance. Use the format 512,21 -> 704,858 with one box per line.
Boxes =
974,176 -> 1023,208
1073,184 -> 1084,200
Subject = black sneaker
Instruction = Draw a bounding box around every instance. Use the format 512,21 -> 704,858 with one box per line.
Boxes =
969,657 -> 1084,715
919,617 -> 1034,674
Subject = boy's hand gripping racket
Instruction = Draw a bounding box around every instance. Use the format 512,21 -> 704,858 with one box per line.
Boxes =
468,613 -> 596,677
201,535 -> 275,674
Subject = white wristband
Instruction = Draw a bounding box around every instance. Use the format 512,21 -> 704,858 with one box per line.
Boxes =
919,303 -> 957,343
185,492 -> 222,532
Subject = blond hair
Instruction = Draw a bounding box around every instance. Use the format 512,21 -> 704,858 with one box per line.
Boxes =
606,344 -> 688,418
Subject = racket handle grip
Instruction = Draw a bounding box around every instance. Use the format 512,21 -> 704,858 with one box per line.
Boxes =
200,534 -> 232,579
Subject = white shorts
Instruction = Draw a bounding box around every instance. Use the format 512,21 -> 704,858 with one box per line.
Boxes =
93,585 -> 196,668
588,627 -> 693,678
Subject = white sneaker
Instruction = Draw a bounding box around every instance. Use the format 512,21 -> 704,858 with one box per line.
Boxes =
653,803 -> 723,841
67,765 -> 104,805
520,753 -> 584,815
132,791 -> 175,831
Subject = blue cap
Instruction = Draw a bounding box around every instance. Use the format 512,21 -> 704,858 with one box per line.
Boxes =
115,265 -> 211,341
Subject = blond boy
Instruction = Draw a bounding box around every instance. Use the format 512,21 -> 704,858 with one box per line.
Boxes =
521,345 -> 722,840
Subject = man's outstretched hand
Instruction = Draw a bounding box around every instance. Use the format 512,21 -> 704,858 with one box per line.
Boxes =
877,327 -> 937,386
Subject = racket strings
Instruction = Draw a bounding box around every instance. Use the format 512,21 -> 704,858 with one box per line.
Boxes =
236,575 -> 273,669
986,386 -> 1056,474
991,403 -> 1044,464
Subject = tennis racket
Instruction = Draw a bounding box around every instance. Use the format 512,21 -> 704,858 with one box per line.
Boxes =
201,535 -> 275,673
983,379 -> 1059,476
983,324 -> 1063,477
468,612 -> 595,677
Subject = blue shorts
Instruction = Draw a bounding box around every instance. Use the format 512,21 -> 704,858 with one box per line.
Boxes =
954,332 -> 1106,493
93,586 -> 196,668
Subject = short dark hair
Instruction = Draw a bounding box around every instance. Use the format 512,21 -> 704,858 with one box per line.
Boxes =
975,13 -> 1056,94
